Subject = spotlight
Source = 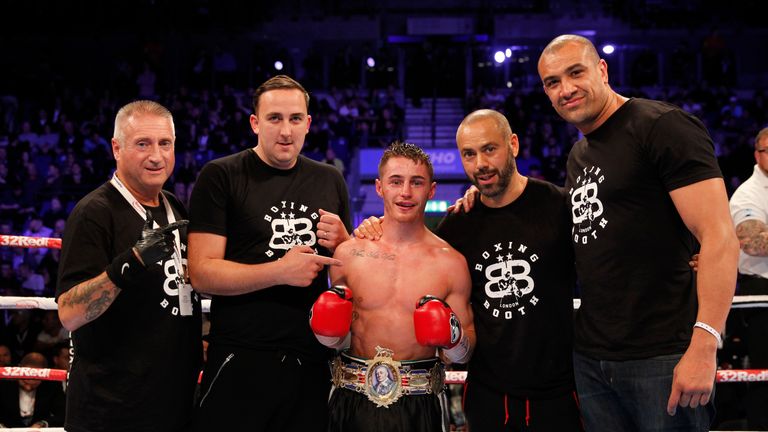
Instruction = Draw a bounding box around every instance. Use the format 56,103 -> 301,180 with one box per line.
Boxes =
366,57 -> 376,68
493,51 -> 506,64
601,44 -> 615,55
505,48 -> 512,58
274,61 -> 284,71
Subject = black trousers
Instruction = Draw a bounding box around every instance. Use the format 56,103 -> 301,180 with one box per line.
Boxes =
192,344 -> 331,432
464,380 -> 583,432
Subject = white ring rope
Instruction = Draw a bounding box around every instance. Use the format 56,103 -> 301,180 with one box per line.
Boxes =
2,296 -> 767,314
0,428 -> 66,431
0,296 -> 213,313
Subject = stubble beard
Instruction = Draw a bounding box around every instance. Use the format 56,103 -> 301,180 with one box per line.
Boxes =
472,152 -> 517,199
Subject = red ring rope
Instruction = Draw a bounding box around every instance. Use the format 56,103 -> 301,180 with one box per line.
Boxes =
0,234 -> 62,249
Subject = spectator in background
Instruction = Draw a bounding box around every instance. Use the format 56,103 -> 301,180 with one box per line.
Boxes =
51,342 -> 71,394
136,62 -> 158,100
41,197 -> 68,228
322,147 -> 345,176
728,126 -> 768,430
1,310 -> 40,364
18,263 -> 45,296
35,311 -> 68,354
0,344 -> 12,366
0,261 -> 21,295
21,215 -> 52,268
0,352 -> 65,428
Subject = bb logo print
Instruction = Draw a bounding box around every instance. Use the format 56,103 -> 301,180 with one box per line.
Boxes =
269,218 -> 314,249
263,200 -> 319,257
570,165 -> 608,245
160,256 -> 197,316
473,241 -> 540,320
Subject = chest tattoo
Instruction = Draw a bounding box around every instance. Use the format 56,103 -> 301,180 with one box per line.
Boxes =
350,248 -> 396,261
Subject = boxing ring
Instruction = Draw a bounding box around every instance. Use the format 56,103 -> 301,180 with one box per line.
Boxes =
2,234 -> 767,432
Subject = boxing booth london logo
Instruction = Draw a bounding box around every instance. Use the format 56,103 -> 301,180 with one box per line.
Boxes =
160,252 -> 196,317
474,241 -> 540,320
264,200 -> 319,257
570,165 -> 608,245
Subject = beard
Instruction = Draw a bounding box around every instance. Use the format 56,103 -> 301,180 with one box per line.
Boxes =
471,151 -> 517,199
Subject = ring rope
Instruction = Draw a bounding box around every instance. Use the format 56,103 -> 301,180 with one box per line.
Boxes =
0,234 -> 62,249
0,366 -> 68,382
2,296 -> 767,314
0,428 -> 66,431
0,365 -> 766,384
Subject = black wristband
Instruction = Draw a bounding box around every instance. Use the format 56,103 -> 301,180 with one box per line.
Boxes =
105,248 -> 144,290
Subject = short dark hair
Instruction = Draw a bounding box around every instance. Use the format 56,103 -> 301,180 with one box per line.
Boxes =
252,75 -> 310,114
378,141 -> 433,182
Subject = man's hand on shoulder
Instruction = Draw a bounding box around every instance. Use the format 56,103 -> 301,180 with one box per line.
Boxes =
353,216 -> 384,240
446,185 -> 480,214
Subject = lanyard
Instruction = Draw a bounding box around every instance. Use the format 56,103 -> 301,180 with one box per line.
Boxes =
109,173 -> 193,315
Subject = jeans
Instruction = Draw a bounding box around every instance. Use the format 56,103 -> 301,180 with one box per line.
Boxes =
573,351 -> 714,432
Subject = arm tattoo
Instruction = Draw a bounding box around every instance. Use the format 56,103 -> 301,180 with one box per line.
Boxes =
85,290 -> 116,321
60,272 -> 118,323
736,220 -> 768,256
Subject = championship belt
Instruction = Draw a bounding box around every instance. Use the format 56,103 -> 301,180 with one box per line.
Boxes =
364,346 -> 403,407
332,346 -> 446,408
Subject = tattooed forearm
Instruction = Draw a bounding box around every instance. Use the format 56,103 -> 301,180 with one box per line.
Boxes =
85,290 -> 117,321
349,248 -> 396,260
736,220 -> 768,256
59,272 -> 119,325
60,273 -> 114,307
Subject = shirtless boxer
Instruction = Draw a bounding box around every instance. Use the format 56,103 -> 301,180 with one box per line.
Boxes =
310,141 -> 475,432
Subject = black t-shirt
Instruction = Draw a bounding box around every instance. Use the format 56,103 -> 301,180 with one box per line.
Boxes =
56,182 -> 202,432
188,150 -> 351,361
565,98 -> 723,361
437,178 -> 575,398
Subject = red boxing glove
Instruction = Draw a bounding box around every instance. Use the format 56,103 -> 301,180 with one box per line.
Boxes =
413,295 -> 462,348
310,286 -> 353,347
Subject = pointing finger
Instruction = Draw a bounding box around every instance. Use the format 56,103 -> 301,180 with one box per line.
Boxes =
160,220 -> 189,234
143,211 -> 154,230
306,254 -> 342,267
